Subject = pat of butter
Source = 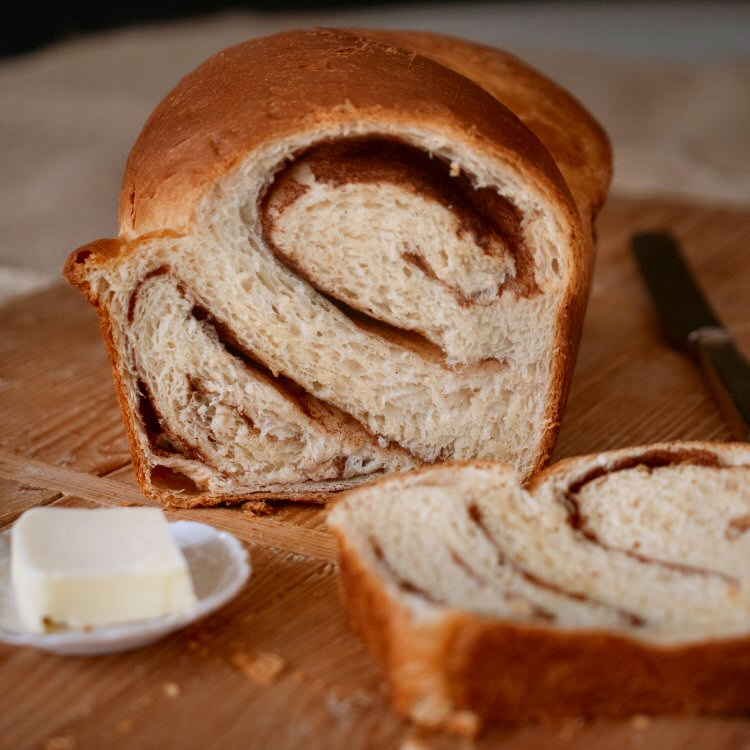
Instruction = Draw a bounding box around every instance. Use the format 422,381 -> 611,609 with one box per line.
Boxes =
11,507 -> 197,632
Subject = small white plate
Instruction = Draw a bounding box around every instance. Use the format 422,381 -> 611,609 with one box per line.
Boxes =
0,520 -> 251,655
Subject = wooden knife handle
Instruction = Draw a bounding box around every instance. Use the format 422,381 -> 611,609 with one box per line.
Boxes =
690,327 -> 750,441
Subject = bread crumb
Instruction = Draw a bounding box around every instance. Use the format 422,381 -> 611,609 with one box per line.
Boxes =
400,737 -> 429,750
631,714 -> 651,731
43,737 -> 75,750
241,500 -> 274,515
509,599 -> 534,617
163,682 -> 181,698
558,717 -> 585,741
400,727 -> 471,750
120,501 -> 147,508
291,669 -> 306,683
232,650 -> 285,684
186,636 -> 210,655
325,688 -> 374,720
134,693 -> 153,709
116,719 -> 135,734
446,710 -> 480,738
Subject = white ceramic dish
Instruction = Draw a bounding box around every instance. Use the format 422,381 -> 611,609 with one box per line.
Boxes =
0,520 -> 250,655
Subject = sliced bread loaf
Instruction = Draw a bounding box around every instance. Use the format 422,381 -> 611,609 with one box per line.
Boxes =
64,29 -> 610,506
328,442 -> 750,733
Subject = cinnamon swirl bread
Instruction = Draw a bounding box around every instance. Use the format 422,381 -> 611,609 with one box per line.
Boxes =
328,442 -> 750,732
64,29 -> 611,506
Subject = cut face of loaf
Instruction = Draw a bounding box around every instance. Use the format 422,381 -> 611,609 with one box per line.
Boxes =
328,442 -> 750,732
64,29 -> 610,506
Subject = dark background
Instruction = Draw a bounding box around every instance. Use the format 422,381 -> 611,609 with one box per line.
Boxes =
3,0 -> 436,58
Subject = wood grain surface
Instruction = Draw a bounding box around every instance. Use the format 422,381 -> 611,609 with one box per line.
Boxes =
1,196 -> 749,750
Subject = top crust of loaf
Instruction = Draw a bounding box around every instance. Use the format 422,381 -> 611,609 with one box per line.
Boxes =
118,28 -> 577,238
354,29 -> 612,220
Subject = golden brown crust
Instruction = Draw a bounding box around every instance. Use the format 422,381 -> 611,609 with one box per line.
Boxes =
536,224 -> 592,475
330,444 -> 750,731
448,614 -> 750,724
63,238 -> 123,303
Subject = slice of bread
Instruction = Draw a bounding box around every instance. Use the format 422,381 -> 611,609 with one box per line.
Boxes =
64,28 -> 611,507
328,442 -> 750,733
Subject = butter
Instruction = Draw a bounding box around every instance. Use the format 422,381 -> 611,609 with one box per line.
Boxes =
11,507 -> 197,632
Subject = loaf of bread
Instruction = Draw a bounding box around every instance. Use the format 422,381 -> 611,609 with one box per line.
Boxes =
328,442 -> 750,733
64,29 -> 611,507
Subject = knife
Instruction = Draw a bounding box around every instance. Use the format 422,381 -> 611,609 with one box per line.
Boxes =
632,230 -> 750,441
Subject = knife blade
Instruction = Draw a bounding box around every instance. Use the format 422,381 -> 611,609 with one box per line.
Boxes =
632,230 -> 750,441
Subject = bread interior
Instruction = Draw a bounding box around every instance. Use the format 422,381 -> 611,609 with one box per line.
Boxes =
331,453 -> 750,643
94,127 -> 575,496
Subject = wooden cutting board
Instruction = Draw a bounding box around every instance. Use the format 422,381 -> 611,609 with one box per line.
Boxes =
1,196 -> 749,750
